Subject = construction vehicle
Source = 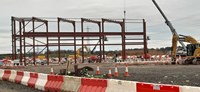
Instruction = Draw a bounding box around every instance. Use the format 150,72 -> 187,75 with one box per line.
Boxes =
88,37 -> 108,63
88,40 -> 102,63
68,45 -> 89,59
67,44 -> 99,63
68,37 -> 108,63
152,0 -> 200,64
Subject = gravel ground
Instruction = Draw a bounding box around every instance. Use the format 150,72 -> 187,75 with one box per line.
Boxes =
0,80 -> 41,92
1,62 -> 200,91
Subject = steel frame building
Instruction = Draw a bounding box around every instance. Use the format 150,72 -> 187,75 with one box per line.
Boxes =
11,17 -> 147,65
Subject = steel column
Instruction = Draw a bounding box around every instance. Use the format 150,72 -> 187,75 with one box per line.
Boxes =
143,19 -> 147,56
22,20 -> 26,66
57,19 -> 61,63
73,22 -> 76,64
19,21 -> 23,64
81,18 -> 102,62
98,23 -> 102,62
14,19 -> 17,60
32,19 -> 36,65
81,18 -> 84,63
102,20 -> 105,60
102,18 -> 125,60
11,17 -> 15,60
122,19 -> 126,60
46,21 -> 49,65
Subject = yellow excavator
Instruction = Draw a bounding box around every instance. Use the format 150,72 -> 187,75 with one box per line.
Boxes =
153,0 -> 200,64
68,45 -> 90,59
172,34 -> 200,64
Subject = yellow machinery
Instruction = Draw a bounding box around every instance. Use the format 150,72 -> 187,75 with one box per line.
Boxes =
185,44 -> 200,64
68,45 -> 90,59
68,37 -> 107,62
153,0 -> 200,64
37,55 -> 45,60
172,34 -> 200,64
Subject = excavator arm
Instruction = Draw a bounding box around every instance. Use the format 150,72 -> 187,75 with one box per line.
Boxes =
171,34 -> 178,61
152,0 -> 187,51
91,41 -> 100,54
76,45 -> 90,55
183,36 -> 198,44
153,0 -> 200,64
76,48 -> 81,55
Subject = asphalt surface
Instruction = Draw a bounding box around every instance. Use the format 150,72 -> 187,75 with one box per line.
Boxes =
1,62 -> 200,91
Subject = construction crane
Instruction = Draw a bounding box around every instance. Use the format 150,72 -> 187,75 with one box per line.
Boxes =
152,0 -> 200,64
91,36 -> 108,54
90,41 -> 100,54
88,36 -> 108,62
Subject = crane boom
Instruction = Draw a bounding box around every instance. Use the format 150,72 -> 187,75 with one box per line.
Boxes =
152,0 -> 186,50
91,36 -> 108,54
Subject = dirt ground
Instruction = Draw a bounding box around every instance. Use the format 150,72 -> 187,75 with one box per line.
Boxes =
1,62 -> 200,91
0,80 -> 41,92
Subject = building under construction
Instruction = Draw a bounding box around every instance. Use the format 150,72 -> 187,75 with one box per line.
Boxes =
11,17 -> 147,65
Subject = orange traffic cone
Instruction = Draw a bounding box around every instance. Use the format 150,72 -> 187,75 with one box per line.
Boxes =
96,64 -> 100,75
50,66 -> 54,75
124,63 -> 129,77
108,68 -> 112,78
114,64 -> 118,77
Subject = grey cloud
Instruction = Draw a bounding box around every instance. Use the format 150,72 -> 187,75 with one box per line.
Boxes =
0,0 -> 200,53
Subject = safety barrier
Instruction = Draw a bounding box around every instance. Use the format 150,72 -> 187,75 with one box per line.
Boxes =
28,72 -> 38,88
61,76 -> 81,92
45,75 -> 64,92
0,69 -> 4,80
21,71 -> 30,86
180,86 -> 200,92
106,79 -> 136,92
9,70 -> 17,82
78,78 -> 107,92
136,82 -> 180,92
35,73 -> 48,91
2,70 -> 11,81
15,71 -> 24,84
1,69 -> 200,92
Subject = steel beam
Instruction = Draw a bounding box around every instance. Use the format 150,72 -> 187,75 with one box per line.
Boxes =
11,17 -> 147,66
22,32 -> 144,37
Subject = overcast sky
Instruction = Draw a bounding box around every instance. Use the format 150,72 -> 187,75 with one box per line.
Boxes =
0,0 -> 200,54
